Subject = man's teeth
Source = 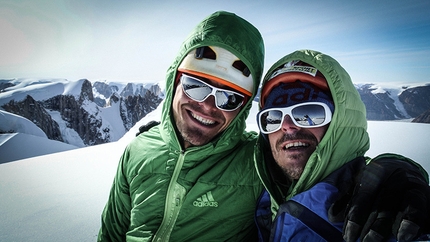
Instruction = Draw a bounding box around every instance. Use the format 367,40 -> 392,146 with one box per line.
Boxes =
191,112 -> 215,125
285,142 -> 308,149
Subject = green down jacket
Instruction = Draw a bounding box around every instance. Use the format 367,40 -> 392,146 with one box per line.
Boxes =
98,11 -> 265,241
254,50 -> 371,212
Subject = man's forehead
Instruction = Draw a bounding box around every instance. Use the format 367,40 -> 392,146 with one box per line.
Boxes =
267,82 -> 329,106
262,81 -> 335,115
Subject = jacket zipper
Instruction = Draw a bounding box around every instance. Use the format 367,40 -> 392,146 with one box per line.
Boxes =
153,150 -> 186,241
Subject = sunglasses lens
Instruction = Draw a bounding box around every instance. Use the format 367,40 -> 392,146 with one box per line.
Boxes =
292,104 -> 327,126
259,110 -> 283,133
181,74 -> 245,111
215,91 -> 244,110
258,103 -> 329,133
181,75 -> 212,101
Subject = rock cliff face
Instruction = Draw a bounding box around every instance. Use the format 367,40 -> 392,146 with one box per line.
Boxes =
399,86 -> 430,118
1,79 -> 163,146
120,91 -> 162,130
41,80 -> 109,145
357,84 -> 430,122
2,95 -> 63,141
92,81 -> 119,107
357,84 -> 407,120
412,109 -> 430,123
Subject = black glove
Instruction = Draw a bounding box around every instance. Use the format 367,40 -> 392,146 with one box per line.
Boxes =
135,120 -> 160,136
342,154 -> 430,242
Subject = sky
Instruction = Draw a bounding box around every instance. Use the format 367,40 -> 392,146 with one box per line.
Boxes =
1,0 -> 430,85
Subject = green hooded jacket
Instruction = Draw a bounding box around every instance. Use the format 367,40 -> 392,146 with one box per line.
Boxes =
254,49 -> 370,211
98,11 -> 265,241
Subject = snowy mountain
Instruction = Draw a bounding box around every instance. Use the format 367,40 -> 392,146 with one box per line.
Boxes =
1,100 -> 430,242
0,78 -> 164,148
355,82 -> 430,121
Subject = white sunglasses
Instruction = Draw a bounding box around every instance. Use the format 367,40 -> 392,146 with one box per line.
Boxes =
257,102 -> 332,134
180,74 -> 246,111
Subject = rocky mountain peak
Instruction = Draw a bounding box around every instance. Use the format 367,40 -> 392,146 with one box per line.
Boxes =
79,79 -> 94,103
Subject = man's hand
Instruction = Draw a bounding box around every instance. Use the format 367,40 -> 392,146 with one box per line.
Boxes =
343,154 -> 430,241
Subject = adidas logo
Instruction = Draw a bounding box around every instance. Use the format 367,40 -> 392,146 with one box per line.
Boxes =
193,191 -> 218,207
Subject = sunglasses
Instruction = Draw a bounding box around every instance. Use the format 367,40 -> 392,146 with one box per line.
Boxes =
180,74 -> 246,111
257,102 -> 332,134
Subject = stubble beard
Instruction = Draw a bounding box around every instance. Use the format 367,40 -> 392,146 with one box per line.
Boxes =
273,132 -> 318,181
278,153 -> 306,180
176,117 -> 208,147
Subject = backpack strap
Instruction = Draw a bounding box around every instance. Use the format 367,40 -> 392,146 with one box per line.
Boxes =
135,121 -> 160,136
273,200 -> 344,242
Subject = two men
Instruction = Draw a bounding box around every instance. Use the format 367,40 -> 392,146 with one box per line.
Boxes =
99,11 -> 430,241
255,49 -> 430,241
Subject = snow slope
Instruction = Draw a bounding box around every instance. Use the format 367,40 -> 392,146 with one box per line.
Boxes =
0,110 -> 79,163
0,101 -> 430,242
0,133 -> 78,164
0,110 -> 47,138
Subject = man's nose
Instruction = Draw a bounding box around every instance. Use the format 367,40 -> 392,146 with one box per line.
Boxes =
281,115 -> 300,133
200,94 -> 218,111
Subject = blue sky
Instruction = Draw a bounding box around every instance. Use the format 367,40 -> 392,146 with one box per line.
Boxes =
1,0 -> 430,85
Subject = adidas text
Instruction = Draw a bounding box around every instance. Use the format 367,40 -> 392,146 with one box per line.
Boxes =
193,191 -> 218,207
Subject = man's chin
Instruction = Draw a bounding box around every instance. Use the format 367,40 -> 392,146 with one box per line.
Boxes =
280,164 -> 304,180
274,154 -> 310,179
182,132 -> 211,147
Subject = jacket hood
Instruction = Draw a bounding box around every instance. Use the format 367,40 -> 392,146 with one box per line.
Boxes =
255,50 -> 370,203
159,11 -> 264,153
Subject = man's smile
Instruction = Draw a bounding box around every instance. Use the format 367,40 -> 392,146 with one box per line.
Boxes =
190,111 -> 216,126
283,141 -> 310,150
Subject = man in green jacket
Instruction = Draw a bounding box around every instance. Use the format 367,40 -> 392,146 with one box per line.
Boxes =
254,49 -> 430,241
98,11 -> 265,241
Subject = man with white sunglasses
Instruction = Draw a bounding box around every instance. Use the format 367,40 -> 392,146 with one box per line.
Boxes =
254,49 -> 430,241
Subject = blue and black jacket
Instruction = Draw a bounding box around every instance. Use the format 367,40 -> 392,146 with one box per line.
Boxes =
255,157 -> 363,241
